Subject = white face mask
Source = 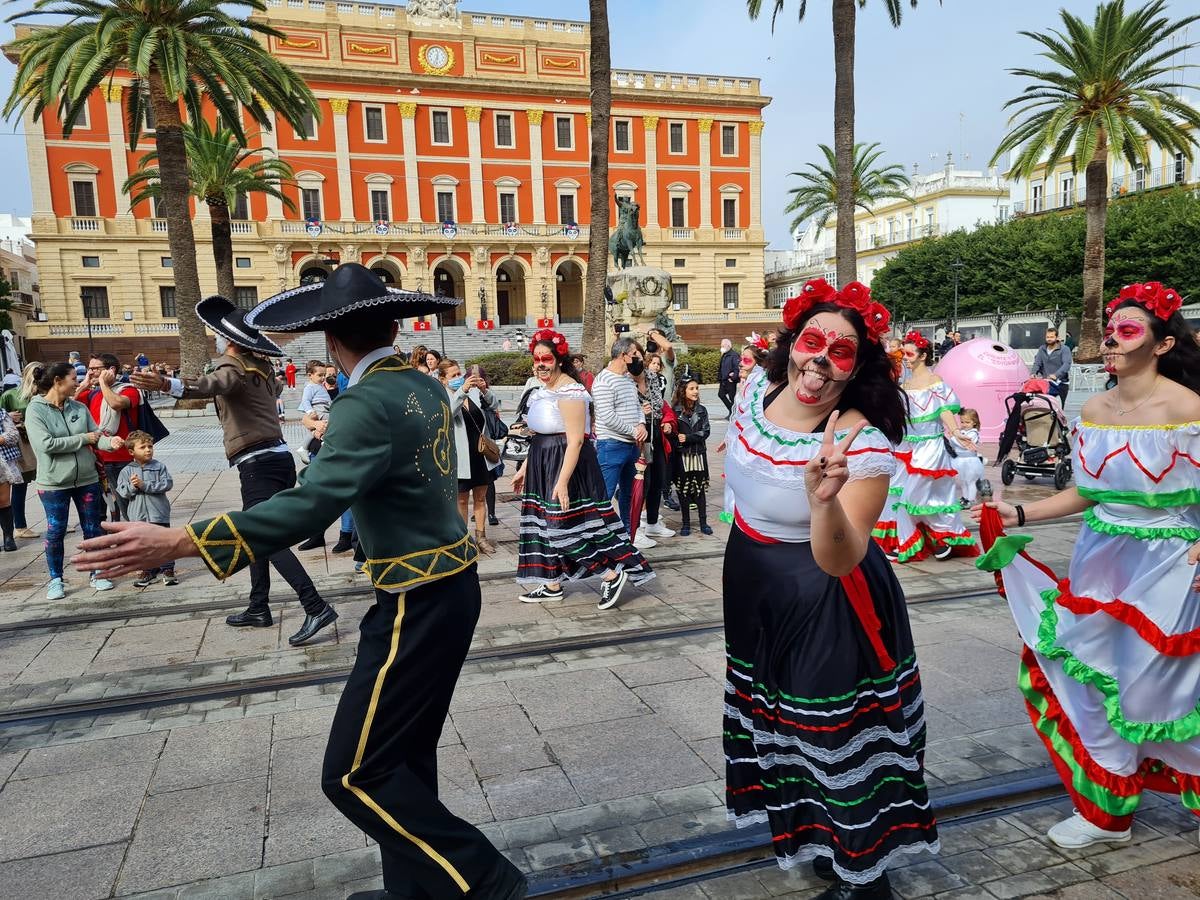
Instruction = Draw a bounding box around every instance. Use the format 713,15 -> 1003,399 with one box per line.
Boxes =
214,335 -> 229,355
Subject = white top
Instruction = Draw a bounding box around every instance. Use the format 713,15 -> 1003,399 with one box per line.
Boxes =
725,371 -> 895,543
527,382 -> 593,435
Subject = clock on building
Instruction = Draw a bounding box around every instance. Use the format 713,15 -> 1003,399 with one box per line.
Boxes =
418,43 -> 455,75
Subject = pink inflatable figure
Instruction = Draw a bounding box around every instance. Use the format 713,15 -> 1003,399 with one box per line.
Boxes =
935,338 -> 1031,442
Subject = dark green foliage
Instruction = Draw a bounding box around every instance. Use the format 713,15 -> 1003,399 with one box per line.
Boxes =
676,346 -> 721,384
870,188 -> 1200,321
464,351 -> 532,386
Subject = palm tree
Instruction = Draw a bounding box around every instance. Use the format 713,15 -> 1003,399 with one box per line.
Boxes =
5,0 -> 318,376
748,0 -> 929,287
584,0 -> 612,365
124,118 -> 296,304
992,0 -> 1200,360
785,142 -> 912,238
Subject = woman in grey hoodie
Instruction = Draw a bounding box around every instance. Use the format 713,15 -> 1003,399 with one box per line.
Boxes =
23,362 -> 124,600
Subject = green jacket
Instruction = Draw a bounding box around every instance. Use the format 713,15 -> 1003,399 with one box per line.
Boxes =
187,355 -> 477,591
23,394 -> 120,490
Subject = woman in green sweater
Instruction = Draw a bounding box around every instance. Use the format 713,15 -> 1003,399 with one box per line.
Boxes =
24,362 -> 124,599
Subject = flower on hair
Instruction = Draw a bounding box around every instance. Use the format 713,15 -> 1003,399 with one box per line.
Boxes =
781,278 -> 837,331
1105,281 -> 1183,321
781,278 -> 891,343
529,328 -> 569,358
745,331 -> 770,352
904,330 -> 930,350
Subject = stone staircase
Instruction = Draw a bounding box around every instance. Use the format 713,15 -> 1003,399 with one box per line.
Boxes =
278,323 -> 584,365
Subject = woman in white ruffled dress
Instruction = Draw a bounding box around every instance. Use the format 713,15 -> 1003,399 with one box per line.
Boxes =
975,281 -> 1200,849
873,331 -> 977,562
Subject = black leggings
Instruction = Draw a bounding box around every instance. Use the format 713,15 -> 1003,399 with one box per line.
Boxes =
680,493 -> 708,528
645,436 -> 667,525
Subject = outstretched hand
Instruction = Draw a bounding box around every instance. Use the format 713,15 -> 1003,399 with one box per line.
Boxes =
72,521 -> 196,579
969,501 -> 1018,528
804,412 -> 867,504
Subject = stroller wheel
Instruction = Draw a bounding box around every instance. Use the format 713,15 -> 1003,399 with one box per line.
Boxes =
1000,458 -> 1016,486
1053,460 -> 1071,491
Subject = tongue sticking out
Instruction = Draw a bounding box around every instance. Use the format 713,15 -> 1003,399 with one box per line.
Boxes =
797,369 -> 828,404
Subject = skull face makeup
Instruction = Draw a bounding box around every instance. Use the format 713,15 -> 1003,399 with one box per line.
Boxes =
1102,308 -> 1155,375
790,311 -> 858,406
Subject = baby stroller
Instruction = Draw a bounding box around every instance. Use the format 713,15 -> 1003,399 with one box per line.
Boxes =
996,382 -> 1072,490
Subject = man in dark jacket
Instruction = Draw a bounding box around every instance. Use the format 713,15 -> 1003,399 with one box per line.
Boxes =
1031,327 -> 1073,404
717,338 -> 739,417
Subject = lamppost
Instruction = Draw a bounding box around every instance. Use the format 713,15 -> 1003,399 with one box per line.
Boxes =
950,256 -> 965,332
81,289 -> 94,358
990,304 -> 1005,343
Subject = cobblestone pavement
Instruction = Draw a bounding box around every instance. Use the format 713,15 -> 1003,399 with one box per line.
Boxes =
5,411 -> 1184,900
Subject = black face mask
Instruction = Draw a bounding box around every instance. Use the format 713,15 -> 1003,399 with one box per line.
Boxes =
627,357 -> 645,376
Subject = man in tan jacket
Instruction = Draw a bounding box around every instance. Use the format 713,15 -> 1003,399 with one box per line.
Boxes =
132,295 -> 337,647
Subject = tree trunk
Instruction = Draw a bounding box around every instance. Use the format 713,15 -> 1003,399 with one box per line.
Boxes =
832,0 -> 857,288
583,0 -> 612,367
208,200 -> 236,303
1078,131 -> 1109,363
148,72 -> 205,377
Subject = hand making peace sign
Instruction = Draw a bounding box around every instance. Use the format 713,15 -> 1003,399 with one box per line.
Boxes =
804,411 -> 868,504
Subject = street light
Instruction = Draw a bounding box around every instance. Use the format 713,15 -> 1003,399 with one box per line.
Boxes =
950,256 -> 965,332
80,289 -> 94,358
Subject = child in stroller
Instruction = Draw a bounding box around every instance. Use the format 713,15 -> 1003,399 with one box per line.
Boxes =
995,381 -> 1073,490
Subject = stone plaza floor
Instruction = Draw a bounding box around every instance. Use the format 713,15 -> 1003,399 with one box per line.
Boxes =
1,400 -> 1196,899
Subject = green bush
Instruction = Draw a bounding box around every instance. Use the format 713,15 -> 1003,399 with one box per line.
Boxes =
464,351 -> 531,386
677,347 -> 721,384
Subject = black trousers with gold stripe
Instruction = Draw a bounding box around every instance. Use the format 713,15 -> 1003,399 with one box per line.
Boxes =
322,568 -> 521,898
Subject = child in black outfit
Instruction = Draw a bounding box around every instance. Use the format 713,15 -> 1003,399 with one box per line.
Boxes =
670,374 -> 712,535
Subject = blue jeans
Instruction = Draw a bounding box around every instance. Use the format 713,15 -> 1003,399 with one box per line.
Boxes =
596,439 -> 640,533
341,509 -> 354,533
39,482 -> 104,580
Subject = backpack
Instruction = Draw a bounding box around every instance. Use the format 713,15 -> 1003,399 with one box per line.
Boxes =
93,387 -> 171,443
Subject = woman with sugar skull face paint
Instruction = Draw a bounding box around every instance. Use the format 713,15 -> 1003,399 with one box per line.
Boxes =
971,282 -> 1200,851
872,331 -> 978,563
722,279 -> 939,897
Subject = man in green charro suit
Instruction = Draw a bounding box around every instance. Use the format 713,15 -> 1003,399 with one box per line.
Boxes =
74,264 -> 528,900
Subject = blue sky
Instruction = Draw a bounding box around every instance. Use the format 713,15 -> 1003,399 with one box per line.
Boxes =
0,0 -> 1193,247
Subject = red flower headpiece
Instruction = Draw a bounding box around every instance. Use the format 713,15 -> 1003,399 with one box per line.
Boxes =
1104,281 -> 1183,321
530,328 -> 570,358
745,331 -> 770,352
903,330 -> 930,350
781,278 -> 891,343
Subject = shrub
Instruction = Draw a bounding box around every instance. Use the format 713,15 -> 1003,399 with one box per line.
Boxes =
677,347 -> 721,384
464,351 -> 531,386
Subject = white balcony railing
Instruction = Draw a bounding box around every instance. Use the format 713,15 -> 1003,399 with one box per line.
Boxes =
671,228 -> 694,240
230,221 -> 254,234
71,217 -> 100,232
150,218 -> 169,233
722,228 -> 744,240
135,322 -> 180,334
49,323 -> 125,336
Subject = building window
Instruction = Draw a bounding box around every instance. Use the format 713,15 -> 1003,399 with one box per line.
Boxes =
558,192 -> 576,225
71,180 -> 98,217
494,112 -> 514,148
673,258 -> 685,268
499,191 -> 517,223
159,286 -> 176,318
670,196 -> 686,228
671,283 -> 689,310
925,208 -> 934,229
81,255 -> 100,268
722,197 -> 737,228
151,195 -> 168,219
436,190 -> 456,223
80,286 -> 109,319
668,121 -> 685,154
998,204 -> 1010,223
236,257 -> 252,268
725,258 -> 737,268
232,192 -> 249,220
160,256 -> 172,268
301,187 -> 322,221
723,282 -> 739,309
1031,183 -> 1043,213
720,123 -> 737,156
613,118 -> 631,153
1134,164 -> 1146,192
364,105 -> 386,142
1175,152 -> 1186,184
554,115 -> 574,150
1061,175 -> 1074,208
431,109 -> 452,145
67,103 -> 89,131
234,286 -> 258,311
296,109 -> 316,140
141,98 -> 155,133
370,189 -> 390,222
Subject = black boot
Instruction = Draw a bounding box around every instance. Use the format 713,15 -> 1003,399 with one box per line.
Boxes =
226,606 -> 273,628
288,604 -> 338,646
330,530 -> 354,554
813,855 -> 836,881
0,506 -> 14,551
814,874 -> 893,899
297,534 -> 324,551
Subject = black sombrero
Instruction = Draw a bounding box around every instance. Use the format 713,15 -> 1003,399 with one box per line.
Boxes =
244,262 -> 461,333
196,295 -> 284,357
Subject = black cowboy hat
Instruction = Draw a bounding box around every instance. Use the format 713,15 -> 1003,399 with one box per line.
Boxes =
196,295 -> 283,357
244,262 -> 461,333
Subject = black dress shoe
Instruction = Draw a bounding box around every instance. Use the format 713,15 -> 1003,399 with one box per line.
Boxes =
813,855 -> 836,881
488,514 -> 500,526
297,535 -> 324,551
345,891 -> 404,900
814,874 -> 893,899
466,873 -> 527,900
331,531 -> 354,553
288,605 -> 338,646
2,536 -> 16,552
226,608 -> 273,628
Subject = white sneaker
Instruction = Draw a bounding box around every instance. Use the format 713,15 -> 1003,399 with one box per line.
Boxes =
90,575 -> 115,592
1047,812 -> 1131,849
46,577 -> 65,600
633,532 -> 657,550
644,522 -> 675,538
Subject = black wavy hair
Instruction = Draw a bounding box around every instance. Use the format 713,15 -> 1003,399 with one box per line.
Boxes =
902,338 -> 934,368
1110,299 -> 1200,393
36,362 -> 74,393
533,338 -> 581,384
765,303 -> 907,445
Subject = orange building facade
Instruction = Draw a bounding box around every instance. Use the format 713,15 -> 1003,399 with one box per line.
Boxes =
15,1 -> 769,362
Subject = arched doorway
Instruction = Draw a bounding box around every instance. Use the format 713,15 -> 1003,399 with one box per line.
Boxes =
370,258 -> 401,285
432,259 -> 466,327
556,259 -> 584,324
494,260 -> 527,327
299,263 -> 331,285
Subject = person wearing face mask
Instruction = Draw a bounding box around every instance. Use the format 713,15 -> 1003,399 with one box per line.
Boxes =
722,279 -> 937,898
87,265 -> 526,900
872,331 -> 978,563
437,358 -> 501,554
972,282 -> 1200,851
593,336 -> 649,535
130,296 -> 337,647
